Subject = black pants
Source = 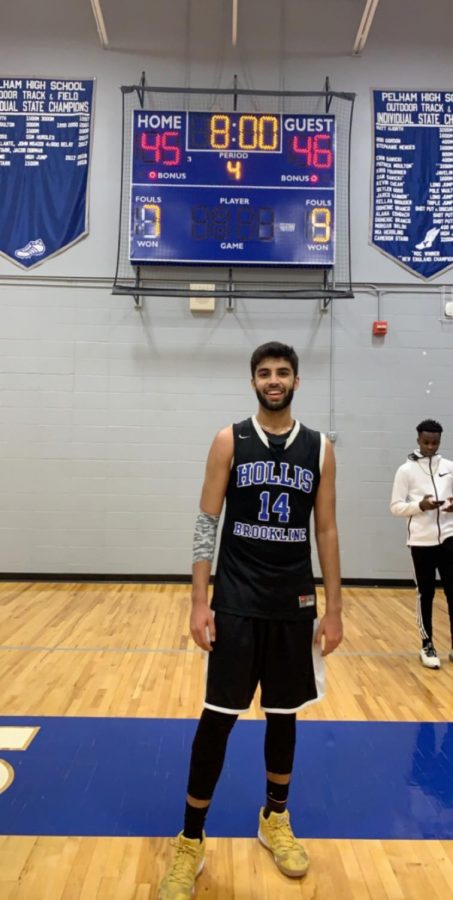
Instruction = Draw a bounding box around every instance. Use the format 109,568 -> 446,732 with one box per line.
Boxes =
411,537 -> 453,645
187,709 -> 297,802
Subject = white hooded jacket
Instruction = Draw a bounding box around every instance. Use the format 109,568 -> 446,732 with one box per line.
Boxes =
390,451 -> 453,546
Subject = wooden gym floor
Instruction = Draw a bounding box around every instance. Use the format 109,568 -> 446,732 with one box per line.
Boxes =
0,582 -> 452,899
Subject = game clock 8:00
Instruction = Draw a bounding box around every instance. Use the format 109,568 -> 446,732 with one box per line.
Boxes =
130,110 -> 335,267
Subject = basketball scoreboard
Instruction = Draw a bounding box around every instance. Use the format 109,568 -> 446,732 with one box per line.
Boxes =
129,111 -> 336,267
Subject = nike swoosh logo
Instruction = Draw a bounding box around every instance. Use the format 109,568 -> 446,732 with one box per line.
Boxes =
439,472 -> 449,477
238,434 -> 250,439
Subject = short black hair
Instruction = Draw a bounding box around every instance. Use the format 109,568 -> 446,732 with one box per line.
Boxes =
250,342 -> 299,377
416,419 -> 443,435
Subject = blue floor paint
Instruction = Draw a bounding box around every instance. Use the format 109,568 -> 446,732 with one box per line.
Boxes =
1,717 -> 453,839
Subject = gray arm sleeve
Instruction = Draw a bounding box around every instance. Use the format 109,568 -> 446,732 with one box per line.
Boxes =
192,511 -> 220,563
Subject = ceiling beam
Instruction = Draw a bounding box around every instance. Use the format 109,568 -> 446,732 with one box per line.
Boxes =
353,0 -> 380,56
232,0 -> 238,46
90,0 -> 110,49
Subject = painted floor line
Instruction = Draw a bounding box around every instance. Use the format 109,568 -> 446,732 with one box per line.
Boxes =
1,717 -> 452,840
0,644 -> 198,654
1,644 -> 451,660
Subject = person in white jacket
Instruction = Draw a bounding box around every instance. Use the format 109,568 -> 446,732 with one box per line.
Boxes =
390,419 -> 453,668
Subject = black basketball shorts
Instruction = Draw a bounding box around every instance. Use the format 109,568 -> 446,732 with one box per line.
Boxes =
204,611 -> 325,715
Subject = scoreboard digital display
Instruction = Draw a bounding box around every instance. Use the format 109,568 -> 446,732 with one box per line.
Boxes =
129,111 -> 335,267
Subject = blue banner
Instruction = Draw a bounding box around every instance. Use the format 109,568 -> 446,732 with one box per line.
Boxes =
0,77 -> 94,268
371,90 -> 453,280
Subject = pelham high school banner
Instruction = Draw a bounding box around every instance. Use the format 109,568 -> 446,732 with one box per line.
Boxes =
0,77 -> 95,269
371,89 -> 453,280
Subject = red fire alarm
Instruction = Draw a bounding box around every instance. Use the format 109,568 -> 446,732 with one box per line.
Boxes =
373,320 -> 388,336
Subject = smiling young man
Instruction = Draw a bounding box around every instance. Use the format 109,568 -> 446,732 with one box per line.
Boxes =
390,419 -> 453,668
159,341 -> 343,900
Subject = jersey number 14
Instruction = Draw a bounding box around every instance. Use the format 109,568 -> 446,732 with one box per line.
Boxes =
258,491 -> 290,524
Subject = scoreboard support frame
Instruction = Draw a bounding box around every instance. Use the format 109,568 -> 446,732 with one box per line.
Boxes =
113,76 -> 355,308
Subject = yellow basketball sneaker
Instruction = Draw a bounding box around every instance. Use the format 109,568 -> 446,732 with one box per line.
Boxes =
258,807 -> 309,878
159,831 -> 206,899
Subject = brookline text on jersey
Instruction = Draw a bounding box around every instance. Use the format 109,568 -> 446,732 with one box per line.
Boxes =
233,522 -> 307,542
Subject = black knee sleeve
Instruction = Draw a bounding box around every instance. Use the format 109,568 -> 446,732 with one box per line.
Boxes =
264,712 -> 296,774
187,708 -> 238,800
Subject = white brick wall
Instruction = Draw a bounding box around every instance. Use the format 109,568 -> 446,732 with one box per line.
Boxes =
1,285 -> 452,578
0,286 -> 335,574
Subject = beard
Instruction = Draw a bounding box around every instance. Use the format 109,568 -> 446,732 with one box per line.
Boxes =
255,387 -> 294,412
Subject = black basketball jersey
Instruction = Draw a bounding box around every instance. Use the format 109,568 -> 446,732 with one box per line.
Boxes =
212,416 -> 324,621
